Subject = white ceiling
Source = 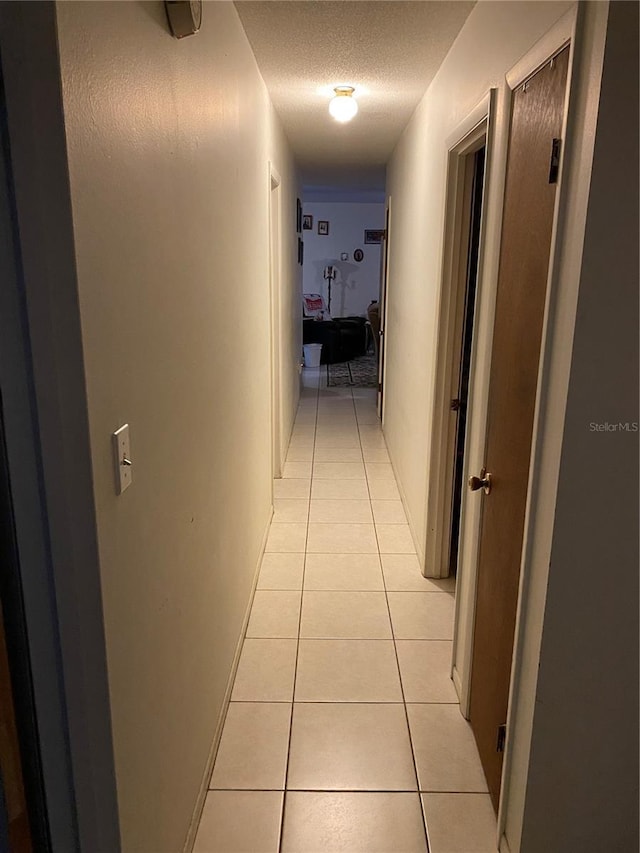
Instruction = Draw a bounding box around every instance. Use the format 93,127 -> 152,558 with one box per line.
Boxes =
234,1 -> 475,191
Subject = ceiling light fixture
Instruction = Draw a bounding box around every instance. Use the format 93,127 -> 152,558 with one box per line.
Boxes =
329,86 -> 358,123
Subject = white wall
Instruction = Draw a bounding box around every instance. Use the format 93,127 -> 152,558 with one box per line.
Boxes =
384,0 -> 573,563
302,201 -> 384,317
55,2 -> 299,850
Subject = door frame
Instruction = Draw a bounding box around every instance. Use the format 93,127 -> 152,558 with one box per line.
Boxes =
447,5 -> 610,850
268,164 -> 283,479
452,10 -> 579,717
0,4 -> 121,848
423,92 -> 494,579
378,196 -> 391,423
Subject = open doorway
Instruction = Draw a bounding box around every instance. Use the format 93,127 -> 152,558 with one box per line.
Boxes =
376,199 -> 391,420
0,52 -> 85,847
424,100 -> 492,580
448,146 -> 485,575
0,407 -> 45,852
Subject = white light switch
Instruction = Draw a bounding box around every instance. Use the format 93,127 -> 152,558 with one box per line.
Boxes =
113,424 -> 133,494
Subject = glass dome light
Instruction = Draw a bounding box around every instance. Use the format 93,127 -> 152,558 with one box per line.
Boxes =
329,86 -> 358,123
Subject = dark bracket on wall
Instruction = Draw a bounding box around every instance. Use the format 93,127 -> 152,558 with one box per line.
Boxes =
165,1 -> 202,39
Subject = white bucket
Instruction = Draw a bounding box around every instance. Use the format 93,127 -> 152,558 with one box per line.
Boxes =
303,343 -> 322,368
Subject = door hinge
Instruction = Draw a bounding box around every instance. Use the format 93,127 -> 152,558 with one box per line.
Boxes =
450,398 -> 461,412
496,723 -> 507,753
378,382 -> 382,392
548,138 -> 561,184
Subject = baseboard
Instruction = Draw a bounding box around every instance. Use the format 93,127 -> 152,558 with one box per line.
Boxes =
182,505 -> 274,853
452,665 -> 463,704
499,832 -> 512,853
384,438 -> 425,567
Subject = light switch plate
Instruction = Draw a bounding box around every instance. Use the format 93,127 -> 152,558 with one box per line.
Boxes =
113,424 -> 132,494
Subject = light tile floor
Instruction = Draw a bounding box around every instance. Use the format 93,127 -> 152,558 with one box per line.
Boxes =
195,369 -> 498,853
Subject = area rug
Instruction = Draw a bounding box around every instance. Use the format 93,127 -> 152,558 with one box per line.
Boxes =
327,354 -> 378,388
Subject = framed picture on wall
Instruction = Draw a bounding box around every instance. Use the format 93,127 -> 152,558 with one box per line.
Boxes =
302,214 -> 313,230
297,237 -> 304,265
364,229 -> 385,244
296,198 -> 302,234
318,220 -> 329,236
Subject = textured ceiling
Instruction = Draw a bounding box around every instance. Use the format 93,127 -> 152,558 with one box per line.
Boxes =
234,1 -> 475,191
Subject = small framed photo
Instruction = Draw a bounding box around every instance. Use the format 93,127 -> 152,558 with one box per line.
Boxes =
297,237 -> 304,265
318,220 -> 329,236
340,252 -> 349,261
296,199 -> 302,234
364,229 -> 385,244
302,214 -> 313,230
354,248 -> 364,262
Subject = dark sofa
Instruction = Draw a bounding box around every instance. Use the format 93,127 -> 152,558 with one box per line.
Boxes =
303,317 -> 368,364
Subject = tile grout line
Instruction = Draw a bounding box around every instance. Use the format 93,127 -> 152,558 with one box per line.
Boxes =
332,389 -> 432,843
277,368 -> 320,853
216,698 -> 459,705
206,380 -> 320,830
276,383 -> 434,850
210,786 -> 488,794
363,419 -> 432,853
204,385 -> 319,806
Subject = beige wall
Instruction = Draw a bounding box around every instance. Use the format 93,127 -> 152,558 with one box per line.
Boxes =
55,2 -> 299,849
384,0 -> 573,563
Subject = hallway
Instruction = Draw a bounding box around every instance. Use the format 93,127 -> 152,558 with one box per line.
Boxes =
193,369 -> 497,852
0,2 -> 634,849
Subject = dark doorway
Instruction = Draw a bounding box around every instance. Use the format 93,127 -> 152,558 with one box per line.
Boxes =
0,403 -> 51,852
448,146 -> 485,575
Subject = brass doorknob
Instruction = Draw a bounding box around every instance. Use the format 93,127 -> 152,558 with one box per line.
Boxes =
468,467 -> 492,495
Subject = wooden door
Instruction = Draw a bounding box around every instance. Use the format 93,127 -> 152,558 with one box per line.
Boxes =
468,47 -> 569,810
